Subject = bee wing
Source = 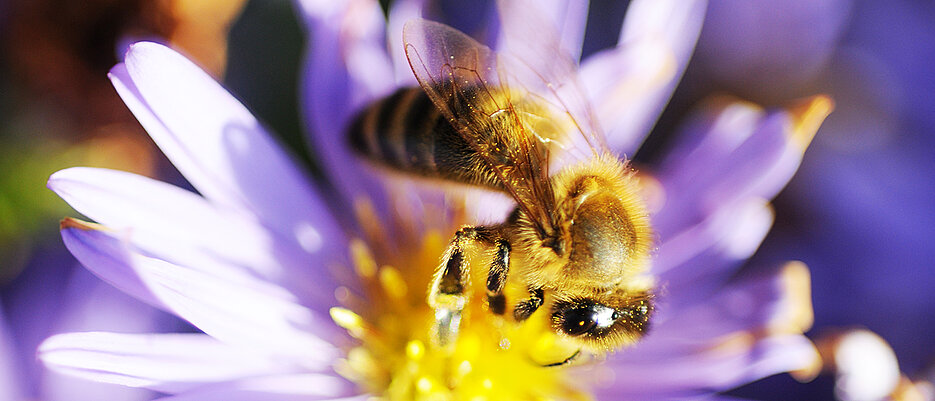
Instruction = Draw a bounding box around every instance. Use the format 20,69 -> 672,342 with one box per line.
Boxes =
403,19 -> 558,236
495,0 -> 609,164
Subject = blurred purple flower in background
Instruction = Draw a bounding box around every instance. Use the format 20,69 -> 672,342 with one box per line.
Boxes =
33,0 -> 836,399
657,0 -> 935,399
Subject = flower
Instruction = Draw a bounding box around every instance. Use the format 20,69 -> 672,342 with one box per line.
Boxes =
683,1 -> 935,398
1,245 -> 168,401
40,0 -> 830,400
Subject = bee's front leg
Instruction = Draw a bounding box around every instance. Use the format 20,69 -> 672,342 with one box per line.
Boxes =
513,287 -> 545,321
429,226 -> 501,347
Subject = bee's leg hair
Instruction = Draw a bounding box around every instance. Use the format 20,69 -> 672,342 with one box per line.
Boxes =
513,287 -> 545,321
485,238 -> 511,315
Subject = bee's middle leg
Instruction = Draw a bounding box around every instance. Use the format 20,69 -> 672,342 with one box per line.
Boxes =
485,239 -> 511,315
429,226 -> 498,347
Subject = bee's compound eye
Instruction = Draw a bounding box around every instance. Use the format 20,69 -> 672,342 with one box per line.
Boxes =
624,302 -> 649,322
557,304 -> 617,337
560,307 -> 598,336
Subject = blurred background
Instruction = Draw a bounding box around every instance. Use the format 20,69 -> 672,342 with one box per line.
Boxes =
0,0 -> 932,400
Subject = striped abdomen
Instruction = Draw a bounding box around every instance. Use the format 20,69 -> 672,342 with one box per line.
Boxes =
347,87 -> 502,189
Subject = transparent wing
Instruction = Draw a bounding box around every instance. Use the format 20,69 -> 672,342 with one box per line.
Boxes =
494,0 -> 609,165
404,18 -> 558,237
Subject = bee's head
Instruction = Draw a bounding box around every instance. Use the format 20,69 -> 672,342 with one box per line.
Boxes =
549,288 -> 653,351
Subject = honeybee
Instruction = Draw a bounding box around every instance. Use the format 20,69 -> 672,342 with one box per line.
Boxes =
347,14 -> 654,363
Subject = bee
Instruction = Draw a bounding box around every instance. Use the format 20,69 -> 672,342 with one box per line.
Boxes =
346,16 -> 654,363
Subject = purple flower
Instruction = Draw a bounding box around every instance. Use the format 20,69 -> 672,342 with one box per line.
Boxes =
1,246 -> 167,401
40,0 -> 830,399
686,1 -> 935,397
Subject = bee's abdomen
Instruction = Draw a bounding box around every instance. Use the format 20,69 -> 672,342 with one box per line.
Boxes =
347,87 -> 498,188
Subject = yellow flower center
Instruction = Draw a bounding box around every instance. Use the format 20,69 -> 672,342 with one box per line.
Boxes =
329,212 -> 596,400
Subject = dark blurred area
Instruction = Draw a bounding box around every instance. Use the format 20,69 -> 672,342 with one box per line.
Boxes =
0,0 -> 247,398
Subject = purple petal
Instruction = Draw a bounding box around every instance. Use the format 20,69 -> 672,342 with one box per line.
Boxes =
644,263 -> 814,354
60,222 -> 344,361
652,99 -> 816,240
296,0 -> 395,225
50,168 -> 283,279
41,374 -> 152,401
60,221 -> 165,310
653,199 -> 774,309
497,0 -> 589,61
38,332 -> 306,394
110,42 -> 345,269
592,264 -> 817,398
156,386 -> 366,401
49,167 -> 337,302
586,0 -> 706,153
157,374 -> 361,400
40,271 -> 165,401
592,335 -> 817,398
0,308 -> 26,401
579,41 -> 676,156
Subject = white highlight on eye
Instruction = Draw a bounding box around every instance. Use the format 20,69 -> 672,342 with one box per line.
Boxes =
594,306 -> 617,328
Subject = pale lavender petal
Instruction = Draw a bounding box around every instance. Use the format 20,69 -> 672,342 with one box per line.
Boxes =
61,223 -> 165,310
519,0 -> 590,61
61,224 -> 343,360
156,374 -> 361,400
157,385 -> 366,401
588,0 -> 706,153
49,167 -> 336,300
0,308 -> 26,401
41,374 -> 151,401
297,0 -> 395,225
110,42 -> 345,268
50,168 -> 285,280
38,332 -> 306,394
591,335 -> 817,398
130,255 -> 341,366
579,41 -> 675,156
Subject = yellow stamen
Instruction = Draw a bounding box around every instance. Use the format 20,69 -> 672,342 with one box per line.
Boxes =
776,261 -> 815,334
335,220 -> 596,400
350,239 -> 377,279
406,340 -> 425,361
330,307 -> 365,337
788,94 -> 834,150
60,217 -> 108,231
380,266 -> 408,299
